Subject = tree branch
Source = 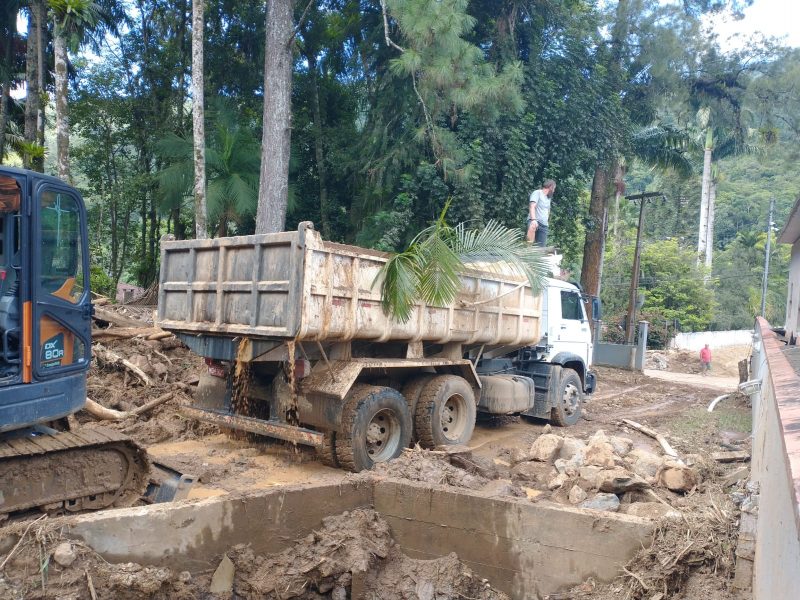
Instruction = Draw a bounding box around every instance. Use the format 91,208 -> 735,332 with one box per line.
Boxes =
286,0 -> 316,49
380,0 -> 405,53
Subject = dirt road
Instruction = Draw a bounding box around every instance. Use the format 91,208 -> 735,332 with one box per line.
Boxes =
644,369 -> 740,392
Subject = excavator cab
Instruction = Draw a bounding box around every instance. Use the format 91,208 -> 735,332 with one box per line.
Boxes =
0,167 -> 91,432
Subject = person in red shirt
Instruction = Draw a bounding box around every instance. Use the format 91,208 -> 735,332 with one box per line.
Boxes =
700,344 -> 712,376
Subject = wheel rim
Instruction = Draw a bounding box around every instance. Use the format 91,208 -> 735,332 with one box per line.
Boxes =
562,383 -> 580,416
441,394 -> 469,442
366,408 -> 402,462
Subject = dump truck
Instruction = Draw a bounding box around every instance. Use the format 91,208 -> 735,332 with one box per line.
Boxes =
158,222 -> 598,471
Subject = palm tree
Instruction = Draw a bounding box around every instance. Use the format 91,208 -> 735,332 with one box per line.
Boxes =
191,0 -> 207,238
378,202 -> 550,322
156,103 -> 261,237
48,0 -> 111,181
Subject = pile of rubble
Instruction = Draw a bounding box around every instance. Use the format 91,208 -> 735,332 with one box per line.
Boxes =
512,426 -> 700,517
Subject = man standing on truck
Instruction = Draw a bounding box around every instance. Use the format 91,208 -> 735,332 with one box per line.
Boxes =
527,179 -> 556,246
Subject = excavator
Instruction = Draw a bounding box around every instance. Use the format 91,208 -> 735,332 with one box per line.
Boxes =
0,166 -> 152,517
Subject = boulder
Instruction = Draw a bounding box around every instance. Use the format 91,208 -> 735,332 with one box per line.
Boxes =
568,485 -> 588,504
529,434 -> 563,463
547,473 -> 569,490
509,448 -> 530,466
595,468 -> 651,494
558,437 -> 586,460
619,502 -> 681,520
209,555 -> 235,595
510,461 -> 546,483
577,465 -> 603,490
657,462 -> 699,493
553,458 -> 569,475
609,436 -> 634,457
53,542 -> 76,567
542,424 -> 552,434
626,448 -> 663,479
584,443 -> 617,468
580,493 -> 620,512
589,429 -> 609,444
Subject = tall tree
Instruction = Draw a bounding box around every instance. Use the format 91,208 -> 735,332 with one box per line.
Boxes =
23,0 -> 44,170
191,0 -> 208,237
255,0 -> 294,234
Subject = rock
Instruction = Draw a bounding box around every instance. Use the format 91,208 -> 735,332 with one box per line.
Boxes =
584,443 -> 617,468
529,434 -> 563,463
722,467 -> 750,487
53,542 -> 76,567
553,458 -> 569,475
580,493 -> 620,512
542,424 -> 552,434
609,436 -> 634,457
577,465 -> 603,490
523,487 -> 543,500
626,448 -> 664,479
596,468 -> 651,494
178,572 -> 192,583
209,554 -> 235,594
589,429 -> 609,444
619,502 -> 681,520
452,454 -> 500,479
547,473 -> 569,490
656,462 -> 699,493
565,449 -> 585,473
152,361 -> 169,378
480,479 -> 525,498
558,437 -> 586,460
332,587 -> 348,600
510,461 -> 545,483
509,448 -> 530,466
569,485 -> 588,504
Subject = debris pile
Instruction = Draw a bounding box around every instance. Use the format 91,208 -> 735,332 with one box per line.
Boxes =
0,509 -> 509,600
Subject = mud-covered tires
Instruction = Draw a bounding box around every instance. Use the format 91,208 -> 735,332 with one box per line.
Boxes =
415,375 -> 476,448
317,432 -> 339,468
401,375 -> 436,442
337,385 -> 412,472
550,368 -> 583,427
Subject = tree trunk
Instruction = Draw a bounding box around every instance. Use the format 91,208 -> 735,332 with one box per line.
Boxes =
580,164 -> 612,300
611,161 -> 625,239
697,132 -> 712,262
704,178 -> 716,273
54,23 -> 71,181
23,3 -> 40,170
308,55 -> 329,238
0,33 -> 12,163
191,0 -> 208,238
36,0 -> 45,171
256,0 -> 294,234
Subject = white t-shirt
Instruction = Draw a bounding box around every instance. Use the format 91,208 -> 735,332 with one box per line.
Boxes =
529,189 -> 551,226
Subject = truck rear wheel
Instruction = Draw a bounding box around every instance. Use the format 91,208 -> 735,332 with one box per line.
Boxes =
316,432 -> 339,468
337,385 -> 411,472
402,375 -> 436,442
550,369 -> 583,426
415,375 -> 476,448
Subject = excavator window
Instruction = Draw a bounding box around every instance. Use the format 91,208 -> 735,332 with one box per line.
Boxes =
40,190 -> 84,304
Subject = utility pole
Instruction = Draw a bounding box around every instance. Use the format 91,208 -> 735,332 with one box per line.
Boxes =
760,198 -> 775,318
625,191 -> 663,344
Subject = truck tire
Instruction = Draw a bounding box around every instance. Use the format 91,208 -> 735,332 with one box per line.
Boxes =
401,375 -> 436,442
316,432 -> 339,468
337,385 -> 412,472
550,368 -> 583,427
415,375 -> 476,448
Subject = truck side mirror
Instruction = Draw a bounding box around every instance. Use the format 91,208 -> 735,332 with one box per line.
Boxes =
591,297 -> 601,321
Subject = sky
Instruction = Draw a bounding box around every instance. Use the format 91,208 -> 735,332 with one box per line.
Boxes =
701,0 -> 800,49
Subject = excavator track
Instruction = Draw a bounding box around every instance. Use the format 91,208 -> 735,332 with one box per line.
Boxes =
0,426 -> 150,517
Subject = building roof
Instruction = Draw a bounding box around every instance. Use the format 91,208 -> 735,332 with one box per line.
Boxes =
779,195 -> 800,244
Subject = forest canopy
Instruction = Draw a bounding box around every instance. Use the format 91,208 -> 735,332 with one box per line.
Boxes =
0,0 -> 797,334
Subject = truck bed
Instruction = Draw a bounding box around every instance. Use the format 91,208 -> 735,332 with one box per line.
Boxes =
157,222 -> 542,349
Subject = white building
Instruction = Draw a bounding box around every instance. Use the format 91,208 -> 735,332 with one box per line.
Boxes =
779,196 -> 800,345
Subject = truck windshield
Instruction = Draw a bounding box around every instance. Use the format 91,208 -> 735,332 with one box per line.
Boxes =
40,190 -> 84,303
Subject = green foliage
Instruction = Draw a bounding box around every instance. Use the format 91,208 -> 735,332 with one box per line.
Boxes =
379,202 -> 549,322
89,264 -> 116,298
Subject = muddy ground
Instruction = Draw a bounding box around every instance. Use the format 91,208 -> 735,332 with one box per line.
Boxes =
0,328 -> 754,599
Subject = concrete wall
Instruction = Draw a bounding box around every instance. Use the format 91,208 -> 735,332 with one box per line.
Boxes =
58,477 -> 654,599
750,318 -> 800,599
669,329 -> 753,351
785,242 -> 800,343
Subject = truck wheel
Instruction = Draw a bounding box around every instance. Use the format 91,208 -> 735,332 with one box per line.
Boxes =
550,369 -> 583,427
402,375 -> 436,442
415,375 -> 476,448
337,385 -> 412,472
316,432 -> 339,468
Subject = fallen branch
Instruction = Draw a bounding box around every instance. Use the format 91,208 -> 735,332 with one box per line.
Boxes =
93,344 -> 152,386
92,327 -> 161,340
146,331 -> 172,341
620,418 -> 681,461
92,305 -> 146,328
83,392 -> 174,421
